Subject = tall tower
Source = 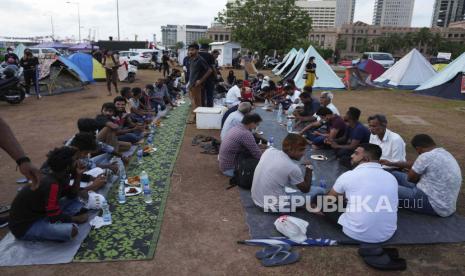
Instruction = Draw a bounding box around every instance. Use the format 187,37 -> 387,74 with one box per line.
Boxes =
432,0 -> 465,27
373,0 -> 415,27
336,0 -> 356,27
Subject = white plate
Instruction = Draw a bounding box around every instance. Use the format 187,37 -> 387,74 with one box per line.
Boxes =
125,186 -> 142,196
125,179 -> 141,186
310,154 -> 328,161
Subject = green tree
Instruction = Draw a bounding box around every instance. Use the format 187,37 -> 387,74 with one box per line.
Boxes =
175,41 -> 185,50
216,0 -> 312,56
196,37 -> 214,46
414,27 -> 433,53
336,38 -> 347,51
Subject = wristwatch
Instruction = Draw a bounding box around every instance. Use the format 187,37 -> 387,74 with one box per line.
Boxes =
16,156 -> 31,166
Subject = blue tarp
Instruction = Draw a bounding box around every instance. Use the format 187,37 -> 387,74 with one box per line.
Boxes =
57,56 -> 90,83
68,53 -> 94,83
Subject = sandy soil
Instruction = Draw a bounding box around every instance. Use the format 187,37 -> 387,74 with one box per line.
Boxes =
0,69 -> 465,275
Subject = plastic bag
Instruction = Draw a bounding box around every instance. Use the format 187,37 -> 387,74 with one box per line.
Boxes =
274,215 -> 309,243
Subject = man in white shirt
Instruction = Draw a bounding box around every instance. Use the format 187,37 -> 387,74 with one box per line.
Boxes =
323,144 -> 398,243
320,91 -> 339,115
367,114 -> 406,167
251,134 -> 325,212
389,134 -> 462,217
225,80 -> 243,107
220,102 -> 252,140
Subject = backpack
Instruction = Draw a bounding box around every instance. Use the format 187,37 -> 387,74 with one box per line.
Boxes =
228,157 -> 259,190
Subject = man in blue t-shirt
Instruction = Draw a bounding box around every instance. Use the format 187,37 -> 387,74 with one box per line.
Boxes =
328,107 -> 370,167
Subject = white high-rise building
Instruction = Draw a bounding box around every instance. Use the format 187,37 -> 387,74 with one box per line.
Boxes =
336,0 -> 356,27
373,0 -> 415,27
161,24 -> 208,48
296,0 -> 337,28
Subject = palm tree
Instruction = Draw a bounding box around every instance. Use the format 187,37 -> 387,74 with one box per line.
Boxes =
414,28 -> 433,53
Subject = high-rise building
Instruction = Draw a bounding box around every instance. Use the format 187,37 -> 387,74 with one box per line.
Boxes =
432,0 -> 465,27
336,0 -> 356,27
161,24 -> 208,48
372,0 -> 415,27
296,0 -> 337,28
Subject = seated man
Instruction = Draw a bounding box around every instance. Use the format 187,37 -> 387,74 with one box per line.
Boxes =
323,144 -> 398,243
113,96 -> 145,144
279,84 -> 301,110
319,91 -> 339,115
390,134 -> 462,217
95,102 -> 131,154
221,99 -> 253,127
9,147 -> 89,242
225,80 -> 243,107
367,114 -> 406,168
309,107 -> 346,147
328,107 -> 370,163
219,113 -> 264,177
251,134 -> 325,211
151,79 -> 175,113
129,87 -> 153,123
221,102 -> 252,140
293,87 -> 320,129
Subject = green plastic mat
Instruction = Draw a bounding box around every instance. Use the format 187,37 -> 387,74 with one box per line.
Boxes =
74,102 -> 189,262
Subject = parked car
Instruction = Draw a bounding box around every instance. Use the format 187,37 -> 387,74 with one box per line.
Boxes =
119,51 -> 151,68
29,48 -> 61,59
352,52 -> 395,68
429,57 -> 452,65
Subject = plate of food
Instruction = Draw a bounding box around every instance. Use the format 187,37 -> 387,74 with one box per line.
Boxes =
125,186 -> 142,196
143,146 -> 157,153
310,154 -> 328,161
125,176 -> 141,186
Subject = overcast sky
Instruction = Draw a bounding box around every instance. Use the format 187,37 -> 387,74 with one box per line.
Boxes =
0,0 -> 435,41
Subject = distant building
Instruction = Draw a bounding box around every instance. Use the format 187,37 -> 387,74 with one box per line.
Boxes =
373,0 -> 415,27
449,20 -> 465,28
432,0 -> 465,27
161,24 -> 208,48
207,23 -> 232,42
336,0 -> 356,27
310,21 -> 465,59
161,25 -> 178,48
296,0 -> 337,28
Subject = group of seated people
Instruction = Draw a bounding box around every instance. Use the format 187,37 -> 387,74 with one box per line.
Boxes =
8,83 -> 181,242
218,83 -> 463,244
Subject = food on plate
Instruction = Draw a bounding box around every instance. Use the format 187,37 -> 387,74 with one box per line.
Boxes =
127,176 -> 140,185
128,188 -> 138,194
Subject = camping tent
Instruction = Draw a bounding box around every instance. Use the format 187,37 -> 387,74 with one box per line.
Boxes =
282,49 -> 305,79
209,41 -> 241,67
13,43 -> 26,60
275,49 -> 300,76
375,49 -> 436,89
68,53 -> 106,82
294,46 -> 345,90
37,56 -> 87,95
274,49 -> 297,75
272,49 -> 295,74
415,52 -> 465,100
357,59 -> 385,81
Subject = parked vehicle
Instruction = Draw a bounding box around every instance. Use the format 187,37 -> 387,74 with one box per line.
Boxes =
263,56 -> 279,69
0,63 -> 25,104
352,52 -> 395,68
29,48 -> 61,59
119,51 -> 152,68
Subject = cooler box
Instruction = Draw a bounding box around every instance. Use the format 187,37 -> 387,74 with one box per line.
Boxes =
194,107 -> 225,129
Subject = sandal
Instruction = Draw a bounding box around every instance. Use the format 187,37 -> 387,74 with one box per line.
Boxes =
256,244 -> 291,260
261,250 -> 300,267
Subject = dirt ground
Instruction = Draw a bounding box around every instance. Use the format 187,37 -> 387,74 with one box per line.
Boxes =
0,69 -> 465,275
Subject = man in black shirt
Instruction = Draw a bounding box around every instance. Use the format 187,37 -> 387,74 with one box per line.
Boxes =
162,51 -> 170,77
199,44 -> 217,107
4,47 -> 19,65
19,49 -> 40,98
188,44 -> 212,122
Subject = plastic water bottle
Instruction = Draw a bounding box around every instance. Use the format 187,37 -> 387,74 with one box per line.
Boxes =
267,136 -> 274,148
119,162 -> 127,181
147,134 -> 153,146
118,179 -> 126,204
319,178 -> 327,191
102,200 -> 112,223
140,171 -> 153,204
137,146 -> 143,164
287,118 -> 293,133
276,104 -> 283,123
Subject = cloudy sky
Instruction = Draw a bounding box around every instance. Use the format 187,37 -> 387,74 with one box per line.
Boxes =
0,0 -> 435,41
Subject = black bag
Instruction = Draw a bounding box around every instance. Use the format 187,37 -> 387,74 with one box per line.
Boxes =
228,157 -> 259,190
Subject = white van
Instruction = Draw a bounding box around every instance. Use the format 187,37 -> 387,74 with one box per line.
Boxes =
28,48 -> 61,59
353,52 -> 395,68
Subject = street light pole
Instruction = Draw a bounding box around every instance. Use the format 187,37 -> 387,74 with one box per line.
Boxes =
66,1 -> 81,42
50,16 -> 55,40
116,0 -> 120,40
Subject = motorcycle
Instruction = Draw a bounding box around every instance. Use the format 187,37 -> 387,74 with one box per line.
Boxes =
263,56 -> 279,69
0,63 -> 25,104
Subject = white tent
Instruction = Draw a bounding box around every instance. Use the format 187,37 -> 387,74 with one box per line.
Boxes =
416,52 -> 465,91
274,49 -> 298,76
209,41 -> 241,67
282,48 -> 305,78
294,46 -> 345,90
374,49 -> 436,89
272,48 -> 295,74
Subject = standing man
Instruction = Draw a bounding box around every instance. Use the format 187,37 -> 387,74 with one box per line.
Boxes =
162,51 -> 170,77
305,56 -> 318,88
199,45 -> 217,107
188,44 -> 212,123
102,50 -> 119,96
241,52 -> 253,80
19,49 -> 40,98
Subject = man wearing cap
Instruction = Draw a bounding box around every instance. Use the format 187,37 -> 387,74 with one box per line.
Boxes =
187,44 -> 213,122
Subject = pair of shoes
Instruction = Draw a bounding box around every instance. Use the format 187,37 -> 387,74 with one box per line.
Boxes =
256,244 -> 299,267
358,246 -> 406,271
0,216 -> 9,228
0,205 -> 10,215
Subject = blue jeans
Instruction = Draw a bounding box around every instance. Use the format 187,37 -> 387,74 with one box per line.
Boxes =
285,186 -> 326,210
391,171 -> 438,216
151,99 -> 166,113
118,130 -> 143,144
21,198 -> 84,242
202,81 -> 215,107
